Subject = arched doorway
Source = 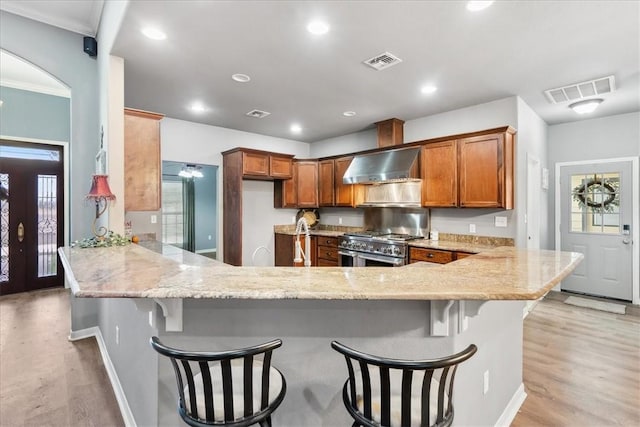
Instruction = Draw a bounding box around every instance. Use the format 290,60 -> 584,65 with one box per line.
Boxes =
0,50 -> 70,294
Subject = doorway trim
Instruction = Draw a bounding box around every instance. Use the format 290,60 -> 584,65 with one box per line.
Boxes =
0,135 -> 70,284
555,157 -> 639,305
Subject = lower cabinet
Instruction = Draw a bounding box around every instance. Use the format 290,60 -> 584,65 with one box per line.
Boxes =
274,233 -> 317,267
408,247 -> 476,264
316,236 -> 339,266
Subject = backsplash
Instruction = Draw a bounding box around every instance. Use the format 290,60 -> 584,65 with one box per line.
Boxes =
438,233 -> 515,247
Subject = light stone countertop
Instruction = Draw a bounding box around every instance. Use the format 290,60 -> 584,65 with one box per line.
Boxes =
59,243 -> 582,301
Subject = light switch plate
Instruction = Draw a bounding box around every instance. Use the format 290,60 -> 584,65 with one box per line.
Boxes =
150,214 -> 157,224
495,216 -> 508,227
469,224 -> 476,233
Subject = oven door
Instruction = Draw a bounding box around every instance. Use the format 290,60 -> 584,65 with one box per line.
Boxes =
338,250 -> 363,267
358,253 -> 406,267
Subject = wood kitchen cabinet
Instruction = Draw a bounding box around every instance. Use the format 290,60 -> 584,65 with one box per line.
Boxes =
317,156 -> 364,208
124,108 -> 164,211
421,140 -> 458,207
274,160 -> 318,208
274,233 -> 317,267
421,127 -> 515,209
222,147 -> 294,265
318,160 -> 335,206
409,247 -> 455,264
316,236 -> 339,266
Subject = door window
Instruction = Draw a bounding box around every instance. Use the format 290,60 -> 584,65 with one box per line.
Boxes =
37,174 -> 58,277
570,172 -> 620,234
1,173 -> 8,282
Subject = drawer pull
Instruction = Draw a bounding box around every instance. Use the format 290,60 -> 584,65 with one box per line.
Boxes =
427,253 -> 434,258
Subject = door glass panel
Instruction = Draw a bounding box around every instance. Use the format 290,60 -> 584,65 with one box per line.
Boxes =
0,145 -> 60,162
37,175 -> 57,277
1,173 -> 8,282
570,172 -> 620,234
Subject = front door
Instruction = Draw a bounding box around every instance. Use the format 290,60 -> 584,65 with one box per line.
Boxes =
0,140 -> 64,295
559,160 -> 633,301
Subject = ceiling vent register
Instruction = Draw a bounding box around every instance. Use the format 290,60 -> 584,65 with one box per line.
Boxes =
363,52 -> 403,71
544,75 -> 616,104
245,109 -> 271,119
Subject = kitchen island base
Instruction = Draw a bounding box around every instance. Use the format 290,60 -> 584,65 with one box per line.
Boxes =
74,296 -> 527,426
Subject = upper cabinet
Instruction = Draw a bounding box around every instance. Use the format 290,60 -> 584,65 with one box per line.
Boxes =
421,140 -> 458,207
124,108 -> 164,211
421,128 -> 515,209
317,156 -> 364,208
274,160 -> 318,208
231,148 -> 293,180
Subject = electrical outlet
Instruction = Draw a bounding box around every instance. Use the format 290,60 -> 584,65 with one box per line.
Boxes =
495,216 -> 508,227
292,216 -> 296,224
115,325 -> 120,345
148,311 -> 153,327
339,217 -> 343,225
483,370 -> 489,394
469,224 -> 476,233
208,235 -> 212,240
150,214 -> 157,224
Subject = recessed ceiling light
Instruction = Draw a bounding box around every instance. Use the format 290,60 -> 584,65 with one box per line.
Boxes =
343,111 -> 356,117
307,21 -> 330,35
466,1 -> 494,12
421,85 -> 438,95
232,73 -> 251,83
141,27 -> 167,40
189,102 -> 207,113
290,124 -> 302,134
569,98 -> 603,114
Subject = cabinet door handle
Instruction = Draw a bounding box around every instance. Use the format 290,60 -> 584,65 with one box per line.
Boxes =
427,253 -> 434,258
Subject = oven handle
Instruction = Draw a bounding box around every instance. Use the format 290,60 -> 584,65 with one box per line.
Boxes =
357,253 -> 406,266
338,250 -> 357,257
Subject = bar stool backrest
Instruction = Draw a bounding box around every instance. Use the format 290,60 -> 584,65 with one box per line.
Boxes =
331,341 -> 477,427
151,337 -> 286,427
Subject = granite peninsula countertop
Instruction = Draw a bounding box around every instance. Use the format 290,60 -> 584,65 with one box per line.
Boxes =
59,242 -> 582,301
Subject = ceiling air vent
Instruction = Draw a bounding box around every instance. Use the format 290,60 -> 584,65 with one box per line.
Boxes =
245,109 -> 271,119
363,52 -> 403,71
544,75 -> 616,104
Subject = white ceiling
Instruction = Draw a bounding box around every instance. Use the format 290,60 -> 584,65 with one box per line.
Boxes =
2,1 -> 639,143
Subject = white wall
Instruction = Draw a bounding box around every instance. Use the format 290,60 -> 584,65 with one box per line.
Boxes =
516,98 -> 549,248
161,118 -> 311,264
547,111 -> 640,248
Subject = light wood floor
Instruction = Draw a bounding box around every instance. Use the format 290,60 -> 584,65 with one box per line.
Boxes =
1,288 -> 638,426
0,288 -> 123,427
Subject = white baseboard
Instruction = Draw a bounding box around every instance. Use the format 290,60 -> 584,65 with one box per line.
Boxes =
495,383 -> 527,427
69,327 -> 137,427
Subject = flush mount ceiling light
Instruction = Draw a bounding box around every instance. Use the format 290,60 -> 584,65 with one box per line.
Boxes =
179,164 -> 204,178
421,85 -> 438,95
189,102 -> 207,113
466,1 -> 494,12
290,124 -> 302,134
343,111 -> 356,117
232,73 -> 251,83
307,20 -> 330,35
569,98 -> 603,114
141,27 -> 167,40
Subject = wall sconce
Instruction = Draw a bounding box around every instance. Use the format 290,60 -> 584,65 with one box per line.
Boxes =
86,174 -> 116,238
178,164 -> 204,178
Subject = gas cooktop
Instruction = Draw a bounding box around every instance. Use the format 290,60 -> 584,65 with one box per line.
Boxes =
343,231 -> 424,242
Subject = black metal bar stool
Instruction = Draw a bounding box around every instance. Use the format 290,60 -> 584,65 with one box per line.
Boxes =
331,341 -> 477,427
151,337 -> 286,427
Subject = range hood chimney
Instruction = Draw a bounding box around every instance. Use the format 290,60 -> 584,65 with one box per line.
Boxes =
343,147 -> 421,185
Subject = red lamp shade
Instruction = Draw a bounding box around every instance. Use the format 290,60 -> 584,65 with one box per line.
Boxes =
86,174 -> 116,201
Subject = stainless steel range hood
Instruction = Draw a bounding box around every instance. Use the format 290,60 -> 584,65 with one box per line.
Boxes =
342,147 -> 420,184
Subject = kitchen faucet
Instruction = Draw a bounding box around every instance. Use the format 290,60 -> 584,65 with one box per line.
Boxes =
294,217 -> 311,267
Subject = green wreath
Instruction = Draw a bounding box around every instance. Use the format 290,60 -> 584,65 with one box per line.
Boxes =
572,178 -> 619,213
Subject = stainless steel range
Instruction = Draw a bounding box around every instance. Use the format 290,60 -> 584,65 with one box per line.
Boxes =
338,231 -> 423,267
338,207 -> 429,267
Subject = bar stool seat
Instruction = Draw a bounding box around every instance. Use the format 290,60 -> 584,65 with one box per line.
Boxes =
151,337 -> 286,427
332,341 -> 477,427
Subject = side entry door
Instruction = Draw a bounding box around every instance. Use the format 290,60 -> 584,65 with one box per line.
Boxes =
0,141 -> 64,295
559,160 -> 633,301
